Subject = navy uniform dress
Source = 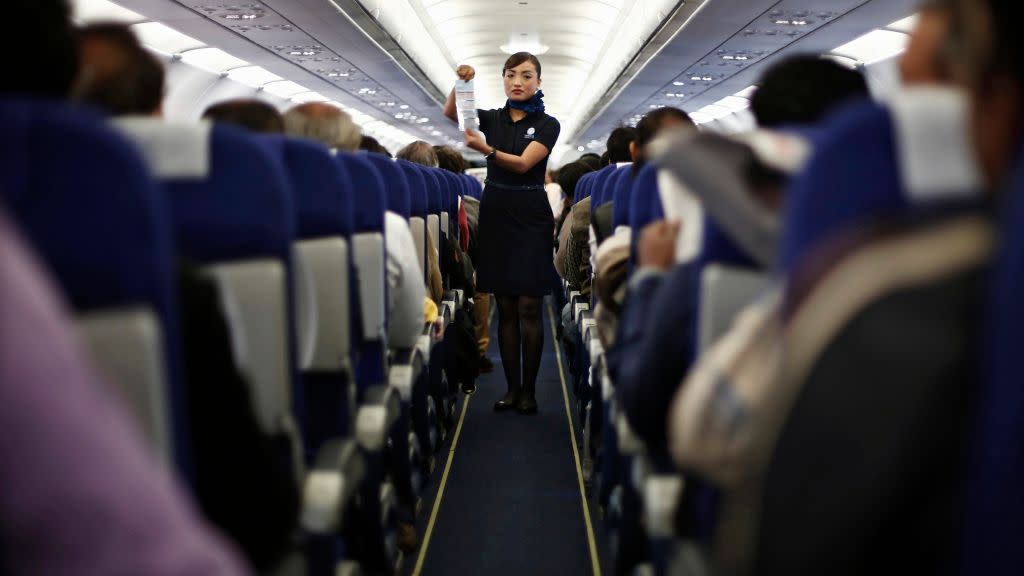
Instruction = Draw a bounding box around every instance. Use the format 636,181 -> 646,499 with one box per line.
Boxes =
475,105 -> 561,296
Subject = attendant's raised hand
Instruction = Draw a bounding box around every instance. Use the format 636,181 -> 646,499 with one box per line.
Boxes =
456,64 -> 475,81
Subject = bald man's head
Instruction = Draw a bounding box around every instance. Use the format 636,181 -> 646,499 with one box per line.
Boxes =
283,103 -> 360,150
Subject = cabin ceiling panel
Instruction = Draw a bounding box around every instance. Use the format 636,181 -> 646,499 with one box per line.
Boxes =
574,0 -> 918,151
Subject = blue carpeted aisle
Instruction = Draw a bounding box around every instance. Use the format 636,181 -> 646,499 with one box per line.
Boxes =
409,298 -> 604,576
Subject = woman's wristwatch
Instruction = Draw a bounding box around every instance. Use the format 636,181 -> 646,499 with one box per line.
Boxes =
485,147 -> 497,160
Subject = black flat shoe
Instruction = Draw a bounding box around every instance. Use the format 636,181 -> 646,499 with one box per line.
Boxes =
493,389 -> 520,412
516,395 -> 538,415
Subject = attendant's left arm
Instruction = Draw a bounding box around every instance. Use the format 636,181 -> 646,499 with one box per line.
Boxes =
464,117 -> 560,175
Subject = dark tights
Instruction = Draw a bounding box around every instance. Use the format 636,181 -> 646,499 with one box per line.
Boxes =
495,295 -> 543,398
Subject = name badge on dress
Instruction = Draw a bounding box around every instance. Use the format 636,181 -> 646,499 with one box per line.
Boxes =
524,126 -> 535,140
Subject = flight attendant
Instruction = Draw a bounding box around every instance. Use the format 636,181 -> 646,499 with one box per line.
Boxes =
443,53 -> 560,414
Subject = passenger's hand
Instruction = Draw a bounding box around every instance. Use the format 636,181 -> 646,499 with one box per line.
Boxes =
457,65 -> 475,81
637,219 -> 681,270
464,129 -> 488,154
432,317 -> 446,342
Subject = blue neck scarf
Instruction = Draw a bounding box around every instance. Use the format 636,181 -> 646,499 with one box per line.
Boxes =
507,90 -> 545,115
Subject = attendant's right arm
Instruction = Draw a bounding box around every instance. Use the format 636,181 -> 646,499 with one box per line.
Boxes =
443,89 -> 457,123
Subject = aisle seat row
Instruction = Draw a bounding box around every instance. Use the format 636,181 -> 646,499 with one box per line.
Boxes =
0,97 -> 481,576
565,87 -> 994,576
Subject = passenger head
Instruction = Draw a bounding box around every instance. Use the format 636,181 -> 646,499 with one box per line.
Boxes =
74,23 -> 165,116
502,52 -> 542,102
900,0 -> 956,85
632,107 -> 695,171
557,161 -> 594,202
750,55 -> 869,127
952,0 -> 1024,187
606,127 -> 637,164
202,99 -> 284,133
360,135 -> 391,157
434,145 -> 466,173
578,153 -> 602,171
396,141 -> 439,167
283,103 -> 360,151
7,0 -> 77,99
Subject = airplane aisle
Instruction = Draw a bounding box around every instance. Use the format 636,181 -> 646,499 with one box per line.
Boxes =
409,298 -> 607,576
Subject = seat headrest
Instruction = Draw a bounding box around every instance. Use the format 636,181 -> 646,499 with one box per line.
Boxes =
118,121 -> 294,263
112,117 -> 211,179
592,164 -> 620,207
780,93 -> 982,272
280,137 -> 354,239
365,153 -> 411,219
887,86 -> 981,200
0,99 -> 190,476
628,163 -> 663,231
396,160 -> 428,216
612,168 -> 636,228
1,101 -> 175,315
421,168 -> 443,214
652,128 -> 812,269
337,152 -> 385,233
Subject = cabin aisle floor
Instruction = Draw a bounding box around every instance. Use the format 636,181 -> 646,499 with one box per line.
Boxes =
407,296 -> 608,576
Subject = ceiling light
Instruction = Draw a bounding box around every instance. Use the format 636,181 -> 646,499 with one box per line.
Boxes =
830,29 -> 909,65
822,54 -> 861,69
699,104 -> 733,120
500,43 -> 550,55
734,85 -> 759,99
577,146 -> 585,152
262,80 -> 308,99
180,47 -> 248,74
689,112 -> 715,125
291,92 -> 329,104
886,14 -> 919,34
399,104 -> 409,109
72,0 -> 145,24
716,96 -> 750,112
130,21 -> 205,55
673,81 -> 685,86
227,66 -> 281,88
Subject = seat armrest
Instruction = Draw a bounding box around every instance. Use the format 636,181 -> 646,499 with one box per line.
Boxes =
589,338 -> 604,368
301,438 -> 365,534
388,347 -> 424,402
616,409 -> 646,456
574,301 -> 591,326
417,326 -> 433,364
355,385 -> 401,451
644,474 -> 684,538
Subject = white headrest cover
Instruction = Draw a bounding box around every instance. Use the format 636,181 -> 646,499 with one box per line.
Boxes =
112,117 -> 211,179
888,86 -> 981,201
730,130 -> 813,175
